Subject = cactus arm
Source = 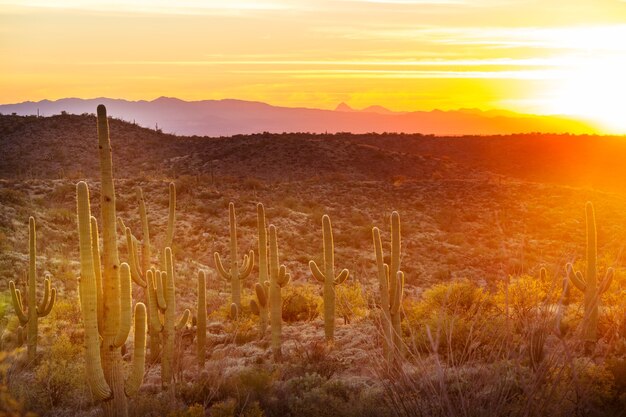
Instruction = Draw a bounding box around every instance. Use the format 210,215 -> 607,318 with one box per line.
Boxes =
136,187 -> 152,275
113,263 -> 132,348
126,228 -> 147,287
165,182 -> 176,249
76,181 -> 112,401
37,279 -> 56,317
309,260 -> 326,283
388,212 -> 401,306
239,251 -> 254,279
175,309 -> 190,331
155,271 -> 167,311
230,303 -> 239,320
213,252 -> 231,281
390,271 -> 404,314
373,227 -> 390,309
9,281 -> 28,325
117,217 -> 127,234
37,276 -> 51,313
599,268 -> 614,294
257,203 -> 269,285
89,216 -> 104,334
334,269 -> 349,285
17,326 -> 24,346
280,272 -> 291,288
124,302 -> 147,398
146,271 -> 163,332
567,264 -> 587,292
255,283 -> 268,307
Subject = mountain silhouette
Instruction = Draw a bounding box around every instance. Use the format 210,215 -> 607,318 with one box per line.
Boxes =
0,97 -> 596,136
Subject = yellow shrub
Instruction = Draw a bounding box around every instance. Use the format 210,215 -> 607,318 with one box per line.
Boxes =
282,284 -> 322,322
335,281 -> 369,324
403,280 -> 502,363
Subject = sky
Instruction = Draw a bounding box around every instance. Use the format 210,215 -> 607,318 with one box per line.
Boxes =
1,0 -> 626,132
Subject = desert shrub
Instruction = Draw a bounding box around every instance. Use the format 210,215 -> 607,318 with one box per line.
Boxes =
32,334 -> 87,411
47,208 -> 74,225
404,280 -> 504,364
215,367 -> 273,416
550,359 -> 617,417
335,281 -> 368,324
209,294 -> 260,343
167,403 -> 206,417
129,391 -> 182,417
178,367 -> 224,409
51,298 -> 82,324
0,188 -> 26,205
287,339 -> 347,380
282,285 -> 322,322
209,398 -> 264,417
378,358 -> 531,417
495,271 -> 562,320
274,373 -> 388,417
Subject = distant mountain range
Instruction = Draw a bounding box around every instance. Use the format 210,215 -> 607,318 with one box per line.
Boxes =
0,97 -> 597,136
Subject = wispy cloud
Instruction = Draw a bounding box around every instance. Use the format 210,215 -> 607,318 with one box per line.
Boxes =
0,0 -> 291,15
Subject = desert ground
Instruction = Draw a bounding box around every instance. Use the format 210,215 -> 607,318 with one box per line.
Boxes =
2,111 -> 626,416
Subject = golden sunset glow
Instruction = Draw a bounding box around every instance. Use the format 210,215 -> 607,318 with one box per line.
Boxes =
1,0 -> 626,132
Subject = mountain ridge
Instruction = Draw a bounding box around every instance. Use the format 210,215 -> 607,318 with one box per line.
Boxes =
0,97 -> 597,136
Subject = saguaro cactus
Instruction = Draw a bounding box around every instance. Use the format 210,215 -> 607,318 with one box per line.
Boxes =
214,202 -> 254,313
309,215 -> 349,342
197,270 -> 207,367
268,225 -> 290,360
251,203 -> 270,337
145,248 -> 190,389
567,202 -> 613,352
75,105 -> 148,417
9,217 -> 56,364
372,211 -> 405,360
77,180 -> 146,417
124,183 -> 177,362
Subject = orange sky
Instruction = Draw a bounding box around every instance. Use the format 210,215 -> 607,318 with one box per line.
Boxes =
1,0 -> 626,132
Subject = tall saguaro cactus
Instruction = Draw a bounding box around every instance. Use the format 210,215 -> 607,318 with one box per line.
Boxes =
309,215 -> 349,342
77,181 -> 146,417
145,248 -> 190,389
268,225 -> 290,360
251,203 -> 270,337
214,202 -> 254,313
567,202 -> 613,352
9,217 -> 56,364
372,211 -> 405,360
74,105 -> 147,417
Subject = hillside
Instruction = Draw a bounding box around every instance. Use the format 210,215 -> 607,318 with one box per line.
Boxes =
0,113 -> 465,182
3,112 -> 626,417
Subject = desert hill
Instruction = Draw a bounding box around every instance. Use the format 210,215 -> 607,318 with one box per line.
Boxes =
0,113 -> 466,182
2,113 -> 626,290
3,111 -> 626,417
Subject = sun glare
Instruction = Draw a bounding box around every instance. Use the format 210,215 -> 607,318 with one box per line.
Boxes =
526,26 -> 626,133
540,56 -> 626,133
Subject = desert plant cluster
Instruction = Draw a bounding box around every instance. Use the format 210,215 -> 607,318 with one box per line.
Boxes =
2,106 -> 626,417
